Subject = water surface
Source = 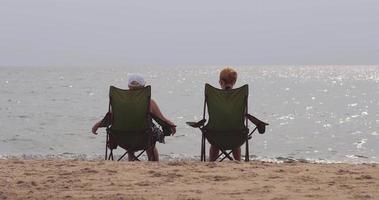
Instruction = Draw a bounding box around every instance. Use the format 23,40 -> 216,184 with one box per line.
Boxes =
1,65 -> 378,163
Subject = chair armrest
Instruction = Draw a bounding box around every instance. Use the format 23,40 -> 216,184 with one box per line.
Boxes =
186,119 -> 207,128
246,114 -> 269,134
99,112 -> 112,128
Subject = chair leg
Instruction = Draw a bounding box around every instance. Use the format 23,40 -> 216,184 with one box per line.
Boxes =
105,146 -> 108,160
219,150 -> 234,162
108,149 -> 114,161
105,134 -> 109,160
117,150 -> 145,161
200,135 -> 205,161
133,150 -> 145,161
202,135 -> 206,162
215,152 -> 223,160
248,127 -> 257,139
245,127 -> 257,162
245,137 -> 249,162
118,151 -> 128,161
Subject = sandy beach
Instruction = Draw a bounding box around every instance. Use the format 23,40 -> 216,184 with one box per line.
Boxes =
1,159 -> 378,200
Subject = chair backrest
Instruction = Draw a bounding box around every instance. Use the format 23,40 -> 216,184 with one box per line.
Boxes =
109,85 -> 151,132
204,83 -> 248,131
203,84 -> 248,150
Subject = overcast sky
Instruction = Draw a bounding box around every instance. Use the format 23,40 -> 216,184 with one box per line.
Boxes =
1,0 -> 378,66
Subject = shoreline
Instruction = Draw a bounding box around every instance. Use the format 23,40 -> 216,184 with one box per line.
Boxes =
1,153 -> 377,165
1,159 -> 378,200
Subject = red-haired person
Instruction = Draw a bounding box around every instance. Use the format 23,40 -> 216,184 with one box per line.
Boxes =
209,67 -> 241,161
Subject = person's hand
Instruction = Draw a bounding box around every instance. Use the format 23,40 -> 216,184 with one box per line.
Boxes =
170,125 -> 177,135
91,126 -> 98,135
92,122 -> 100,135
165,120 -> 176,135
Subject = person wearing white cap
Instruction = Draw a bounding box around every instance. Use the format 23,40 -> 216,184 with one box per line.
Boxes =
92,73 -> 176,161
127,73 -> 146,88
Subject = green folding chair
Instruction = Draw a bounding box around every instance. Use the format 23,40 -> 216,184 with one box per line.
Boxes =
101,86 -> 173,161
186,84 -> 268,162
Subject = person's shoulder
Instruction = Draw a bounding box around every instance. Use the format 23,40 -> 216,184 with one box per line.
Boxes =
150,99 -> 157,105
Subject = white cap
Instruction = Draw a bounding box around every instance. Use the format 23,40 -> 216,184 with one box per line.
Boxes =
127,73 -> 146,87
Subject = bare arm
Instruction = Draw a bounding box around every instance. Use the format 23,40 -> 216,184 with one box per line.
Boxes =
150,99 -> 176,134
91,112 -> 112,135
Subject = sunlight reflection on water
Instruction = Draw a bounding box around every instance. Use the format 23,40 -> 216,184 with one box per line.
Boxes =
0,65 -> 378,163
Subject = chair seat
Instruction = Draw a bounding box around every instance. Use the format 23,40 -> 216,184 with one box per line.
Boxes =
203,128 -> 248,150
108,128 -> 151,151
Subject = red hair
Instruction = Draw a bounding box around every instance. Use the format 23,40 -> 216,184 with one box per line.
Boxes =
219,67 -> 237,84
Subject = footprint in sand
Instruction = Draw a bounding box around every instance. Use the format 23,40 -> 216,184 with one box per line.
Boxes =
59,172 -> 73,176
270,197 -> 288,200
12,160 -> 25,164
336,169 -> 360,175
31,181 -> 37,187
201,175 -> 231,181
167,172 -> 183,178
150,171 -> 163,177
104,169 -> 117,174
339,184 -> 354,189
268,175 -> 282,179
167,161 -> 187,166
80,168 -> 99,173
354,194 -> 371,199
135,181 -> 151,186
355,175 -> 373,180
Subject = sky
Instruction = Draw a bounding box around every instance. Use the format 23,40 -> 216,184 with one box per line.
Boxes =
1,0 -> 379,66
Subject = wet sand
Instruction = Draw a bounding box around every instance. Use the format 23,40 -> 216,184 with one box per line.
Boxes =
1,159 -> 378,200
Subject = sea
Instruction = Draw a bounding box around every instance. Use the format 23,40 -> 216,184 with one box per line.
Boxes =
1,65 -> 378,163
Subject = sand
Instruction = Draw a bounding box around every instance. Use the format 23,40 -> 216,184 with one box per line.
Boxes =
1,159 -> 378,200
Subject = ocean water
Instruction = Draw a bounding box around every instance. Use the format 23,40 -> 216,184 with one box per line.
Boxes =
1,65 -> 378,163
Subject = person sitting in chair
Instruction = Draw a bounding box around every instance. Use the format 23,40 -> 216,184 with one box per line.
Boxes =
91,73 -> 176,161
209,67 -> 241,161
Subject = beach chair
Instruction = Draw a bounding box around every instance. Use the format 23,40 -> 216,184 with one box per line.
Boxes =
101,86 -> 173,161
186,84 -> 268,162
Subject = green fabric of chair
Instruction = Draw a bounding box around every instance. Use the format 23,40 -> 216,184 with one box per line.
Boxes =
187,83 -> 268,162
105,86 -> 153,161
204,84 -> 248,150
